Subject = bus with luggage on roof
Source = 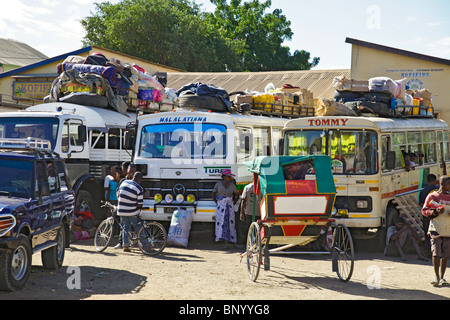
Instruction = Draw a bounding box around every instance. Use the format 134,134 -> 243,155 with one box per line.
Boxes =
282,115 -> 450,248
132,109 -> 290,223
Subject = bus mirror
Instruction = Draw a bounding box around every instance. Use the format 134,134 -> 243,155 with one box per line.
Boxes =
244,136 -> 251,152
78,125 -> 87,143
279,138 -> 285,156
125,131 -> 135,149
386,151 -> 396,170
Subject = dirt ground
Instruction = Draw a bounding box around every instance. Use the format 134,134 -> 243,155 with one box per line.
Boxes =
1,234 -> 450,301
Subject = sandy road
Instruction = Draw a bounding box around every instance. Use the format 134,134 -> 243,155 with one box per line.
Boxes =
1,237 -> 449,301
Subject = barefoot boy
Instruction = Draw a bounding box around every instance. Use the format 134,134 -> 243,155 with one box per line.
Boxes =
422,176 -> 450,287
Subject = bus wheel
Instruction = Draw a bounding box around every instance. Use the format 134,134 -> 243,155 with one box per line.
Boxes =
75,190 -> 101,221
386,207 -> 400,228
374,207 -> 399,253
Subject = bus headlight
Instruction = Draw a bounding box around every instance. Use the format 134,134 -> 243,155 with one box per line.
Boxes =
187,194 -> 196,204
356,200 -> 369,209
176,194 -> 184,204
165,194 -> 173,204
154,193 -> 162,203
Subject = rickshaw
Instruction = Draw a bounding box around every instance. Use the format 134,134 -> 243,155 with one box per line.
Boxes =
244,155 -> 354,282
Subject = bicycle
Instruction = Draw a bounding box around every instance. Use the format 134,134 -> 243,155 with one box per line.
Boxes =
94,201 -> 167,256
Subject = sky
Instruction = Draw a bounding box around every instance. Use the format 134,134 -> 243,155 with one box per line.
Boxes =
1,0 -> 449,70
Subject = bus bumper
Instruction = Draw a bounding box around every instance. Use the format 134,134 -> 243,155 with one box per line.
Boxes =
333,217 -> 382,228
141,201 -> 217,223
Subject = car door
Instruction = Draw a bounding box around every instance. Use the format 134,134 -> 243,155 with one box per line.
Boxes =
31,160 -> 54,250
47,160 -> 65,226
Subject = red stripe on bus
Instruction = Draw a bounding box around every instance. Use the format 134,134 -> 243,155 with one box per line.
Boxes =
381,185 -> 419,199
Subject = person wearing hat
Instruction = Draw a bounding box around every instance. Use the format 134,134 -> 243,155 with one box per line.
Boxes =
212,169 -> 240,249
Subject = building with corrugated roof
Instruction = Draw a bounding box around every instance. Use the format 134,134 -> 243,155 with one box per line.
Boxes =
0,38 -> 48,73
166,69 -> 350,100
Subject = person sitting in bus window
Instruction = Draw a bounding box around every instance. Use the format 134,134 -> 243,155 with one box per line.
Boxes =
418,152 -> 425,166
404,152 -> 416,172
408,153 -> 417,170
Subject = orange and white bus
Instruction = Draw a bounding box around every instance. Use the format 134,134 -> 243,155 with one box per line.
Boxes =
283,116 -> 450,245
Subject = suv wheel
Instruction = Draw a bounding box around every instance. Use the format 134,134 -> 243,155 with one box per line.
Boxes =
0,234 -> 32,291
41,227 -> 65,270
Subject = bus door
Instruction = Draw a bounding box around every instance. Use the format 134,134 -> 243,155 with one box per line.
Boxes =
381,135 -> 395,196
390,132 -> 409,195
328,129 -> 349,199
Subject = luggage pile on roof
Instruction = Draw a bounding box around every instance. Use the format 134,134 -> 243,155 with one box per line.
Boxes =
44,52 -> 177,114
326,75 -> 434,118
231,83 -> 315,118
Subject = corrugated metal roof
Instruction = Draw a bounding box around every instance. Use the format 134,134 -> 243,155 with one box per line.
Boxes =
167,69 -> 350,100
0,38 -> 48,67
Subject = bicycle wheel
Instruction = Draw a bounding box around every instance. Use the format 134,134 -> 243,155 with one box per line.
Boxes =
246,222 -> 262,282
94,217 -> 114,252
137,221 -> 167,256
332,224 -> 354,282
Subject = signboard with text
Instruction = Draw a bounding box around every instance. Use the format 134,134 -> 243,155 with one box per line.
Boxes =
13,81 -> 52,100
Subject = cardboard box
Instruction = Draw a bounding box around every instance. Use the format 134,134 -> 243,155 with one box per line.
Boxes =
235,95 -> 253,104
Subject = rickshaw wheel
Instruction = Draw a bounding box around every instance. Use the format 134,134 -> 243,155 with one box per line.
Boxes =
332,224 -> 354,282
246,222 -> 262,282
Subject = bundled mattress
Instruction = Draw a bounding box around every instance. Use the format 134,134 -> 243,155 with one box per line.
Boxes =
57,63 -> 117,86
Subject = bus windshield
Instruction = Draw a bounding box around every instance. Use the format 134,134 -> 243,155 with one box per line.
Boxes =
285,129 -> 378,175
140,123 -> 227,159
0,117 -> 59,150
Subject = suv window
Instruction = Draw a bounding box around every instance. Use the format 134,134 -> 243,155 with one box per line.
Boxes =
35,160 -> 49,197
0,159 -> 33,198
56,160 -> 71,190
46,161 -> 59,194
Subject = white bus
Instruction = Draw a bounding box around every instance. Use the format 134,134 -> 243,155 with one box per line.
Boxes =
0,103 -> 136,221
283,116 -> 450,246
133,110 -> 289,222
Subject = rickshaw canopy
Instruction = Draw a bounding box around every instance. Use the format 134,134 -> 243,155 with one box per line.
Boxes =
245,155 -> 336,197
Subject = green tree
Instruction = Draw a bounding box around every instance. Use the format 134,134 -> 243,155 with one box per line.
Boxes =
206,0 -> 320,71
81,0 -> 238,71
80,0 -> 319,72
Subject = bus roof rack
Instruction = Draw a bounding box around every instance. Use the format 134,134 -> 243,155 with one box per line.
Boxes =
393,105 -> 435,119
0,138 -> 52,152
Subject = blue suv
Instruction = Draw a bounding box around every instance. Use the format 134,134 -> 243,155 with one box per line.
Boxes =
0,139 -> 74,291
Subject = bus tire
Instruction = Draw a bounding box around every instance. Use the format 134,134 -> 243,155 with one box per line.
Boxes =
375,206 -> 399,252
75,190 -> 100,220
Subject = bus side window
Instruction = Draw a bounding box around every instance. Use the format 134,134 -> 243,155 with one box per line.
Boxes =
392,132 -> 406,169
444,131 -> 450,161
237,128 -> 252,162
423,131 -> 437,164
407,131 -> 422,166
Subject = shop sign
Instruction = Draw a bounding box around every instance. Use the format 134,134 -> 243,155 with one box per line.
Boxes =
13,81 -> 52,100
